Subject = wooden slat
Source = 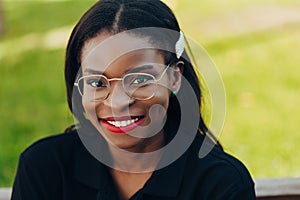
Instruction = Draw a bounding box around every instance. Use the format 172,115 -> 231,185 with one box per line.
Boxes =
255,178 -> 300,199
0,188 -> 11,200
1,178 -> 300,199
257,197 -> 300,200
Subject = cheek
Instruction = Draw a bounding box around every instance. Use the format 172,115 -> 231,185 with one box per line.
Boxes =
136,89 -> 170,136
144,88 -> 170,115
82,100 -> 99,122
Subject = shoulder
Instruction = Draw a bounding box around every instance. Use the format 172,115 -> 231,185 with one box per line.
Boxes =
202,147 -> 253,185
12,130 -> 87,199
19,129 -> 82,166
184,138 -> 255,197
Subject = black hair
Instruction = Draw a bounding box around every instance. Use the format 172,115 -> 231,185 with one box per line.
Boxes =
64,0 -> 222,149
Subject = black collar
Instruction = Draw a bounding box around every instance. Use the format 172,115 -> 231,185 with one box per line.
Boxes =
73,137 -> 189,198
74,140 -> 112,190
143,150 -> 188,197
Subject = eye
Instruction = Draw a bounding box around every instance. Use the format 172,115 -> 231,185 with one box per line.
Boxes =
131,75 -> 153,85
86,78 -> 107,88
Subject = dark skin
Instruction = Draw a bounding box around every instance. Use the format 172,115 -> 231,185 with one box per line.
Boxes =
80,32 -> 183,199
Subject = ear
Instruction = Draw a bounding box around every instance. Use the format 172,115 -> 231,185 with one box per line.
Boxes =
169,61 -> 184,94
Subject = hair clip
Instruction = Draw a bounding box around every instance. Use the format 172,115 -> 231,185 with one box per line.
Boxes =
175,31 -> 185,59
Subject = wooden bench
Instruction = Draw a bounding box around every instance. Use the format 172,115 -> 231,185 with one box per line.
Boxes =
0,188 -> 11,200
255,178 -> 300,200
1,178 -> 300,199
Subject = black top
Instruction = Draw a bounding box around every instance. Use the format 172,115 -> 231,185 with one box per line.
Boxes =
11,129 -> 256,200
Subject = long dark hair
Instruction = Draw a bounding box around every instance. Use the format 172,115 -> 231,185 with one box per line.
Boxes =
64,0 -> 222,149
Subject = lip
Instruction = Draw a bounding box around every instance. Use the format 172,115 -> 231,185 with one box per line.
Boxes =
100,116 -> 144,134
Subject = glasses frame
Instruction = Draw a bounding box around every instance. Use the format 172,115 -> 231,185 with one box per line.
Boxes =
74,64 -> 171,102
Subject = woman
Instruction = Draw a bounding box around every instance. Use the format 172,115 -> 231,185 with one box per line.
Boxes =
12,0 -> 256,199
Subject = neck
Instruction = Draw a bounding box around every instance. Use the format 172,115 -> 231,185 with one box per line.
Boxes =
107,131 -> 165,173
109,168 -> 153,200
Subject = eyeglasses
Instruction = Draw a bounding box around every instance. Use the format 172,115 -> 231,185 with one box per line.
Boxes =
74,64 -> 170,102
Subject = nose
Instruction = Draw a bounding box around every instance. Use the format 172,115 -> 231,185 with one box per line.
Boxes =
103,81 -> 134,111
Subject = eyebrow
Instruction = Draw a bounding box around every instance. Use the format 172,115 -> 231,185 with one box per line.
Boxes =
83,68 -> 104,75
83,64 -> 155,75
126,64 -> 154,73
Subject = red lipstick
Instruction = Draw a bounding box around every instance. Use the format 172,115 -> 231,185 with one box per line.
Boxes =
100,116 -> 144,134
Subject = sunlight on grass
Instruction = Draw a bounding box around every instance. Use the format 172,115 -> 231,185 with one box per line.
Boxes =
0,26 -> 72,60
215,28 -> 300,177
174,0 -> 300,178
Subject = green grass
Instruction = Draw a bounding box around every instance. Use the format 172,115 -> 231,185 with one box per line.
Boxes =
216,30 -> 300,177
1,0 -> 300,186
0,0 -> 96,187
174,0 -> 300,178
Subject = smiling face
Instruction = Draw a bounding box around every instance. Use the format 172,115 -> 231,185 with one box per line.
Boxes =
79,32 -> 182,153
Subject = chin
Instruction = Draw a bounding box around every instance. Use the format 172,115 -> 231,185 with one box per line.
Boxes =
107,136 -> 145,152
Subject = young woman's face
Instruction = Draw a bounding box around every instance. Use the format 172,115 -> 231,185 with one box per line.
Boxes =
80,32 -> 182,153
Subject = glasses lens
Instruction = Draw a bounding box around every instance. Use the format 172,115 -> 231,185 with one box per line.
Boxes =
123,73 -> 156,100
78,75 -> 109,101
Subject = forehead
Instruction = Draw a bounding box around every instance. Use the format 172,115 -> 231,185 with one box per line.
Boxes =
81,32 -> 163,71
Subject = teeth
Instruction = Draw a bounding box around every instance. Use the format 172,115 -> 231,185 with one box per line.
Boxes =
107,117 -> 139,127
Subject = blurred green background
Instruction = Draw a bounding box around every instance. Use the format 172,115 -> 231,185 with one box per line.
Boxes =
0,0 -> 299,187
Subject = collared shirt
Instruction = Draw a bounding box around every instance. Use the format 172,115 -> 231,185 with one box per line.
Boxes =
11,129 -> 256,200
